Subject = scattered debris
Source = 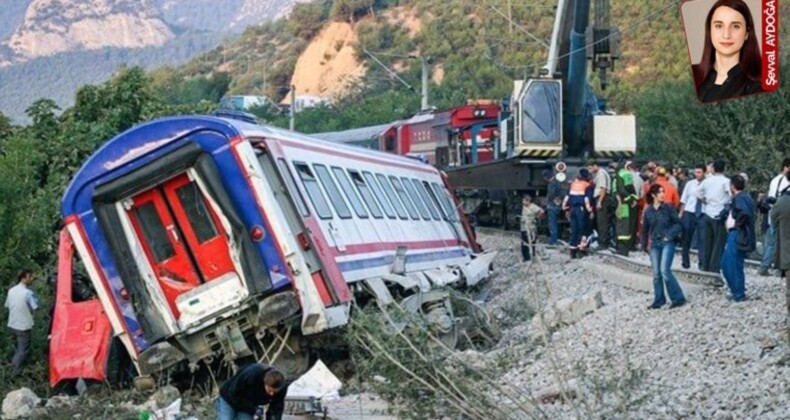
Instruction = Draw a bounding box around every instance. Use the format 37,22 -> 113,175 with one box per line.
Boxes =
530,290 -> 604,340
44,395 -> 75,410
149,385 -> 181,410
536,379 -> 580,404
2,388 -> 40,419
285,359 -> 342,416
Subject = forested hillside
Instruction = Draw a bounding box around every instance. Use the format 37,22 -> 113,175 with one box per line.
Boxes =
159,0 -> 691,117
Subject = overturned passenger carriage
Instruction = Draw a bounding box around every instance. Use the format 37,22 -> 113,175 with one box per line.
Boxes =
50,115 -> 495,388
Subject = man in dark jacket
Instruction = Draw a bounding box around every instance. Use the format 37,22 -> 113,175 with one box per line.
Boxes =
545,169 -> 566,246
721,175 -> 756,302
217,363 -> 288,420
770,173 -> 790,344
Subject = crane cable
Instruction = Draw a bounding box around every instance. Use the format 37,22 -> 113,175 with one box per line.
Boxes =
481,0 -> 679,74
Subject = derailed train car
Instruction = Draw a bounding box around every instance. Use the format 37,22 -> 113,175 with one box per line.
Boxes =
49,115 -> 495,388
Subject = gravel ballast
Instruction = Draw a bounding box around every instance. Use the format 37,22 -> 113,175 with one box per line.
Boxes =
477,232 -> 789,419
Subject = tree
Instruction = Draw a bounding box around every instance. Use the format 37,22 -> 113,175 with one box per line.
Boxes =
288,1 -> 330,40
0,112 -> 13,141
636,65 -> 790,191
331,0 -> 374,23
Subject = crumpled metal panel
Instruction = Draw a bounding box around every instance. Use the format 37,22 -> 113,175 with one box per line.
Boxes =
49,229 -> 113,388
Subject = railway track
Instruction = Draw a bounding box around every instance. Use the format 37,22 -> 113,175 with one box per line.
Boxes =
476,226 -> 764,269
475,226 -> 727,288
597,251 -> 724,288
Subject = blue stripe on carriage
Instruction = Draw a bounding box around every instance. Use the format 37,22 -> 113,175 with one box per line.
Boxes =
337,248 -> 470,272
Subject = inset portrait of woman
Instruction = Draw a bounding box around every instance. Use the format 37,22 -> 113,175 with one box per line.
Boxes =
682,0 -> 764,103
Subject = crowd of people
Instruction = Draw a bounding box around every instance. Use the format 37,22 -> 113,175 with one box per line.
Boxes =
519,157 -> 790,311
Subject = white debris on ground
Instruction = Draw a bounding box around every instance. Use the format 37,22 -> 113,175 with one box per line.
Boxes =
2,388 -> 40,419
477,231 -> 789,419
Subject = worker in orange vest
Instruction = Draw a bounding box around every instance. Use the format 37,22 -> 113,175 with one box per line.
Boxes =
655,167 -> 680,208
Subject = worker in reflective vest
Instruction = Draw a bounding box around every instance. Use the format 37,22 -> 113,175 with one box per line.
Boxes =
563,169 -> 594,259
613,163 -> 639,256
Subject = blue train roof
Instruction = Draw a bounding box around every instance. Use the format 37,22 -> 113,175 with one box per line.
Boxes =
62,115 -> 438,217
62,116 -> 242,217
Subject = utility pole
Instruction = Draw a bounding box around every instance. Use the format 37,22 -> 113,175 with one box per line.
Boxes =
421,56 -> 430,111
289,85 -> 296,131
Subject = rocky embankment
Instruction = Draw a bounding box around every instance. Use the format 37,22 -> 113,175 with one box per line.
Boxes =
479,232 -> 789,419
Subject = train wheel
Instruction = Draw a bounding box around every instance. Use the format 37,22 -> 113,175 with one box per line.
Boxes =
424,299 -> 459,349
451,294 -> 501,349
400,291 -> 459,350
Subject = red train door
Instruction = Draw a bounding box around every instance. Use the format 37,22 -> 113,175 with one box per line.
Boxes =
126,173 -> 236,318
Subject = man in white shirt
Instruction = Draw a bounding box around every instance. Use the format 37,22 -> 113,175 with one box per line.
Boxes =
760,158 -> 790,276
4,269 -> 39,377
588,160 -> 612,249
680,164 -> 706,269
696,159 -> 731,273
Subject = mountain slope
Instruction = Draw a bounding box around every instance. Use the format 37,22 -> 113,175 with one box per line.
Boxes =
3,0 -> 173,64
0,0 -> 306,122
0,0 -> 33,40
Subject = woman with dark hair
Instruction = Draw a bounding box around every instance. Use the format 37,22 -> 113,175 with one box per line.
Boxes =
692,0 -> 763,103
642,184 -> 687,309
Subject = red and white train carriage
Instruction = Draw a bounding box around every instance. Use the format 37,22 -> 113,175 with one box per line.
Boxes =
50,114 -> 494,388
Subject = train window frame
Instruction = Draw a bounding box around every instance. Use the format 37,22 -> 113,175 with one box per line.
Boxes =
175,181 -> 220,244
375,173 -> 409,220
363,171 -> 396,219
430,182 -> 459,221
401,177 -> 432,221
293,162 -> 333,220
348,170 -> 383,219
331,166 -> 369,219
414,179 -> 441,220
277,158 -> 309,217
388,176 -> 420,220
313,164 -> 352,219
133,202 -> 176,263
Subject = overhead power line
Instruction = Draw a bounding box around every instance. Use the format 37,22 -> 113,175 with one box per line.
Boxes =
481,0 -> 679,78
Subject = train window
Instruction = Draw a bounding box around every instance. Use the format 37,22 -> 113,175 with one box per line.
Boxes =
133,202 -> 176,262
376,173 -> 408,219
401,177 -> 431,220
331,167 -> 368,219
414,179 -> 441,220
384,136 -> 396,152
348,170 -> 383,219
364,171 -> 396,219
389,176 -> 420,220
175,181 -> 219,244
294,162 -> 333,219
277,159 -> 309,217
421,181 -> 444,220
313,164 -> 352,219
431,182 -> 459,221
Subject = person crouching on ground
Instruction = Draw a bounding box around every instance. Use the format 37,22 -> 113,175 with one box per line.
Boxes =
217,363 -> 288,420
520,194 -> 545,262
722,174 -> 756,302
642,184 -> 687,309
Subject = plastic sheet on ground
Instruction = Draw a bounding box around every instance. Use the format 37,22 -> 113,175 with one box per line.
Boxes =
286,359 -> 343,402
